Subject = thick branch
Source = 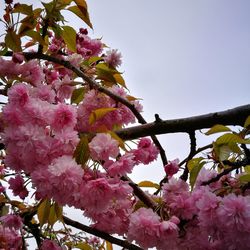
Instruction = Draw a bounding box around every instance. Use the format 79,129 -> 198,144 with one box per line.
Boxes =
63,216 -> 143,250
116,105 -> 250,140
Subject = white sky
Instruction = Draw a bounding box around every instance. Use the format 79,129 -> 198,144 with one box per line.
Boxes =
85,0 -> 250,182
1,0 -> 250,249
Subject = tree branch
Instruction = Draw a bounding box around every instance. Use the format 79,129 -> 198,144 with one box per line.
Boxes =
116,105 -> 250,140
180,131 -> 196,181
121,176 -> 159,211
202,157 -> 250,186
63,216 -> 143,250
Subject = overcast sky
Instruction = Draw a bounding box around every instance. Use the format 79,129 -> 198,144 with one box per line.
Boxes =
1,0 -> 250,248
84,0 -> 250,182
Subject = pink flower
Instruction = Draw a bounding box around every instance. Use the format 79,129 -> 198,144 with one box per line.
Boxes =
2,104 -> 24,126
131,138 -> 159,164
164,158 -> 179,178
104,49 -> 122,68
195,167 -> 220,190
8,83 -> 30,107
90,200 -> 132,235
52,75 -> 75,102
105,153 -> 136,176
47,155 -> 83,205
31,84 -> 56,103
51,103 -> 77,130
79,177 -> 114,213
0,57 -> 22,77
0,225 -> 23,249
217,193 -> 250,232
127,208 -> 161,249
8,174 -> 28,199
0,214 -> 23,230
162,178 -> 189,202
89,133 -> 119,161
157,217 -> 179,250
21,60 -> 45,86
76,33 -> 103,58
12,52 -> 24,64
195,188 -> 221,235
40,239 -> 62,250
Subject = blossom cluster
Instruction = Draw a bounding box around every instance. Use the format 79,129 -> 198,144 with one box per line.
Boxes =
0,33 -> 160,247
0,25 -> 249,250
126,168 -> 250,249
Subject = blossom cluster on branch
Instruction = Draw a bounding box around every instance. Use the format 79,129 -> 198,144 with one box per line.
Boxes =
0,0 -> 249,250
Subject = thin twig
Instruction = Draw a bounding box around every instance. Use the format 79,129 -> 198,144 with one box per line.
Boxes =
202,157 -> 250,186
180,131 -> 196,181
63,216 -> 143,250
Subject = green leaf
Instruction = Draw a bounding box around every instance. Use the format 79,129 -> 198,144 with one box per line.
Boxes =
239,174 -> 250,183
54,202 -> 63,221
126,95 -> 142,102
68,0 -> 93,29
71,87 -> 85,104
48,203 -> 57,226
89,107 -> 117,125
62,26 -> 77,52
187,157 -> 206,190
113,73 -> 127,88
244,116 -> 250,128
95,63 -> 120,83
37,199 -> 51,226
106,241 -> 113,250
75,242 -> 92,250
24,30 -> 46,45
108,131 -> 126,151
87,56 -> 103,65
0,46 -> 8,56
205,124 -> 231,135
67,6 -> 93,29
138,181 -> 160,189
48,202 -> 63,226
5,31 -> 21,52
12,4 -> 33,15
42,1 -> 54,13
245,165 -> 250,173
216,133 -> 250,145
73,135 -> 90,166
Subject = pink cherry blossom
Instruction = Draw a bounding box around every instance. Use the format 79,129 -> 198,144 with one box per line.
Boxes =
0,214 -> 23,230
12,52 -> 24,64
131,138 -> 159,164
51,103 -> 77,131
7,83 -> 30,107
47,155 -> 83,205
76,33 -> 103,58
127,208 -> 161,249
217,193 -> 250,232
8,174 -> 28,199
104,152 -> 136,176
0,57 -> 22,77
90,200 -> 132,235
21,60 -> 45,86
0,225 -> 23,249
164,158 -> 179,178
104,49 -> 122,68
89,133 -> 119,161
40,239 -> 63,250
